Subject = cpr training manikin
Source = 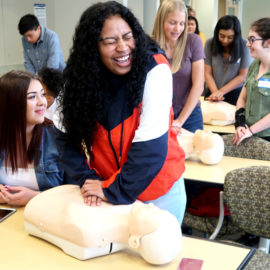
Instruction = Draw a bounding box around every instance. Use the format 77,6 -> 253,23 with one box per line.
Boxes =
178,129 -> 224,165
24,184 -> 182,264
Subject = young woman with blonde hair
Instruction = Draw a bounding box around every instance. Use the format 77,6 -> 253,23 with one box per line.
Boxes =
152,0 -> 205,133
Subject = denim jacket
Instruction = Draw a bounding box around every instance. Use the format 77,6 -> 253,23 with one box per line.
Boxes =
0,125 -> 76,191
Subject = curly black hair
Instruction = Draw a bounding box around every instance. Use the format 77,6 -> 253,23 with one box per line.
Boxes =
61,1 -> 159,148
38,67 -> 62,97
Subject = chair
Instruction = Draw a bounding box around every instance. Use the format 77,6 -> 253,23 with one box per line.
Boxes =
214,166 -> 270,253
182,191 -> 242,239
222,134 -> 270,160
183,134 -> 270,239
244,249 -> 270,269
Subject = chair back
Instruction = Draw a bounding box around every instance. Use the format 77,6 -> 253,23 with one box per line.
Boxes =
222,134 -> 270,160
224,166 -> 270,238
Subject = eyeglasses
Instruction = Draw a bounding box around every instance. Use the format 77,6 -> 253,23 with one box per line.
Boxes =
247,37 -> 265,44
99,32 -> 134,47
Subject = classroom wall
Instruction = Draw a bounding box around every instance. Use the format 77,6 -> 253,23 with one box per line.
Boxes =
0,0 -> 147,75
127,0 -> 144,27
0,0 -> 54,68
53,0 -> 109,61
241,0 -> 270,38
192,0 -> 218,40
193,0 -> 270,41
0,0 -> 126,75
143,0 -> 160,35
0,0 -> 269,75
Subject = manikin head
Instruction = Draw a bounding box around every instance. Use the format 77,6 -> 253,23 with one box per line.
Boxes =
128,202 -> 182,264
178,129 -> 224,165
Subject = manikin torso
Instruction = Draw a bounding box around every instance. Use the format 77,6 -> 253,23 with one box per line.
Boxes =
24,185 -> 182,264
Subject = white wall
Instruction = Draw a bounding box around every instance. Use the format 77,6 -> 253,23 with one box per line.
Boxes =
192,0 -> 218,41
193,0 -> 270,41
0,0 -> 54,66
1,0 -> 270,71
127,0 -> 144,27
53,0 -> 105,61
241,0 -> 270,38
0,0 -> 123,70
143,0 -> 160,35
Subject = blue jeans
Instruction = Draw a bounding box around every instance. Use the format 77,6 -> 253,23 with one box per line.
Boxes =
144,176 -> 187,225
174,106 -> 203,133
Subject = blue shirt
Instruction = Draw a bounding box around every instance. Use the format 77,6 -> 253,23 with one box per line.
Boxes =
22,27 -> 66,74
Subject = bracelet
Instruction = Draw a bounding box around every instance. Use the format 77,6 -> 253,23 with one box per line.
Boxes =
248,127 -> 254,135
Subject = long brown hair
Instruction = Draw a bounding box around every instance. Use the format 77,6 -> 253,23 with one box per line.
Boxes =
152,0 -> 188,73
0,70 -> 44,172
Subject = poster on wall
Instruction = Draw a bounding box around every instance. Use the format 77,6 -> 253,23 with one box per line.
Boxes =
34,3 -> 47,28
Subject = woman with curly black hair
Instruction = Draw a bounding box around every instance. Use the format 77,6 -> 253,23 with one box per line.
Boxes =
54,1 -> 186,224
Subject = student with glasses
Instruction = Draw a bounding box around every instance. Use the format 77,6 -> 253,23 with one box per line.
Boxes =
53,1 -> 186,225
204,15 -> 252,105
233,18 -> 270,145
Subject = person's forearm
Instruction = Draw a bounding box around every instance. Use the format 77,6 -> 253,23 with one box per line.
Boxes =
176,84 -> 203,125
47,54 -> 60,69
250,114 -> 270,135
219,74 -> 246,95
24,61 -> 36,74
205,73 -> 218,93
236,86 -> 247,109
236,98 -> 246,110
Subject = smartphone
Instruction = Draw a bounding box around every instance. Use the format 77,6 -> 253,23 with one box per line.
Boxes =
0,207 -> 16,222
178,258 -> 204,270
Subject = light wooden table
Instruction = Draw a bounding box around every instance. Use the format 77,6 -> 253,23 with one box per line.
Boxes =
204,124 -> 235,134
0,206 -> 254,270
184,156 -> 270,184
